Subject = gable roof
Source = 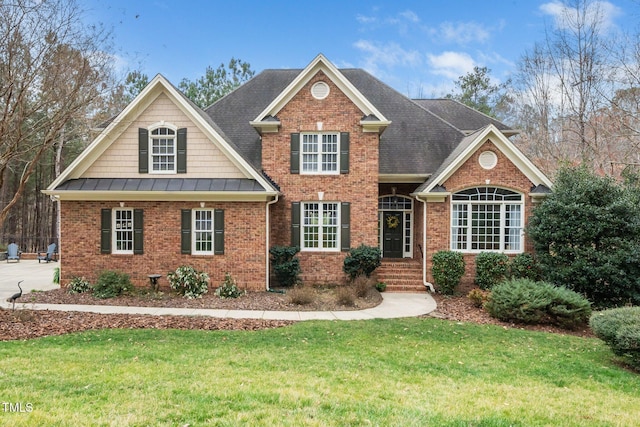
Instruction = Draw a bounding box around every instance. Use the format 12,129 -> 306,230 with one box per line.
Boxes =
414,124 -> 553,195
45,74 -> 278,199
413,99 -> 516,136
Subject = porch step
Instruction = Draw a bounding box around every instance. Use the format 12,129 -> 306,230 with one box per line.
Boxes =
376,260 -> 426,293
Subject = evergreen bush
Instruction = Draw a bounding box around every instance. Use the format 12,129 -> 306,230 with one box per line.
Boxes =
475,252 -> 509,290
431,250 -> 465,295
215,273 -> 245,299
590,307 -> 640,369
92,270 -> 133,299
485,278 -> 592,329
167,265 -> 209,299
269,245 -> 301,287
509,253 -> 540,281
67,277 -> 92,294
343,244 -> 381,279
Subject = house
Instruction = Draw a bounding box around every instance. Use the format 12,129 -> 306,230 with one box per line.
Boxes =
43,54 -> 552,292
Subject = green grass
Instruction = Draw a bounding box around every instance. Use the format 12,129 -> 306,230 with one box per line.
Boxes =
1,318 -> 639,426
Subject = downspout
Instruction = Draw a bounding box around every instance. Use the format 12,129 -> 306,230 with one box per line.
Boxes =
417,196 -> 435,292
265,194 -> 279,291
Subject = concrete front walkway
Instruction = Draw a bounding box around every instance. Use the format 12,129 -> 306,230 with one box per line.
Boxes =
0,261 -> 437,320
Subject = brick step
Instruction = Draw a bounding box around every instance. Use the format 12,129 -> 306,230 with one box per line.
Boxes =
384,282 -> 428,292
376,260 -> 426,292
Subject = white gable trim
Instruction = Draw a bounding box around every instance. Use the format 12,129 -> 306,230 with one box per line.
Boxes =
418,124 -> 553,194
251,54 -> 390,126
47,74 -> 277,193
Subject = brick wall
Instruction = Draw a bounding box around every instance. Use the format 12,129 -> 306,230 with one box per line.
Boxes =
263,71 -> 379,285
424,140 -> 539,291
60,200 -> 267,291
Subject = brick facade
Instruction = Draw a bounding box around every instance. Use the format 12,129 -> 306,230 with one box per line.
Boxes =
263,71 -> 379,285
60,201 -> 267,291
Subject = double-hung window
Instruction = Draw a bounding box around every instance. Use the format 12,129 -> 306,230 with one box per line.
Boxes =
301,133 -> 339,174
302,202 -> 339,250
150,126 -> 176,173
113,209 -> 134,253
451,187 -> 523,252
193,209 -> 214,255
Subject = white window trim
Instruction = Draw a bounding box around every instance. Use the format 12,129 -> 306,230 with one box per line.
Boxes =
450,188 -> 524,254
148,122 -> 178,175
300,132 -> 340,175
301,201 -> 341,252
192,209 -> 214,255
112,208 -> 134,255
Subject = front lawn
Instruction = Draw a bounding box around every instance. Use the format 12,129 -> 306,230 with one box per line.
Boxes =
1,318 -> 639,426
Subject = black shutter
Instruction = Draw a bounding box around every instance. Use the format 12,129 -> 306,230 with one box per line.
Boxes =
290,133 -> 300,174
340,202 -> 351,251
100,209 -> 111,254
214,209 -> 224,255
181,209 -> 191,254
138,128 -> 148,173
177,128 -> 187,173
133,209 -> 144,254
291,202 -> 301,247
340,132 -> 350,174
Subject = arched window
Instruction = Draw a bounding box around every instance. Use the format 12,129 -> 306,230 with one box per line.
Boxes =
149,124 -> 177,173
451,187 -> 523,252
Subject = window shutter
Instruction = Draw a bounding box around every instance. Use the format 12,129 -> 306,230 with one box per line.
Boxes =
291,202 -> 301,247
177,128 -> 187,173
100,209 -> 111,254
181,209 -> 191,254
340,132 -> 350,174
340,202 -> 351,251
138,128 -> 148,174
133,209 -> 144,254
290,133 -> 300,174
214,209 -> 224,255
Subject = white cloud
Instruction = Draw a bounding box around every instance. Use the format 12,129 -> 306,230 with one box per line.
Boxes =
353,40 -> 423,76
356,14 -> 377,24
427,51 -> 476,79
437,21 -> 491,44
540,1 -> 622,32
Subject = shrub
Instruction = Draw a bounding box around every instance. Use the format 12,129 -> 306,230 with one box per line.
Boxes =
343,244 -> 381,280
287,286 -> 315,305
335,286 -> 356,306
269,245 -> 301,287
167,266 -> 209,299
53,267 -> 60,285
590,307 -> 640,369
92,270 -> 133,299
351,274 -> 374,298
67,277 -> 92,294
468,288 -> 490,308
509,253 -> 540,281
475,252 -> 509,290
431,250 -> 465,295
485,278 -> 592,329
215,273 -> 245,299
375,282 -> 387,292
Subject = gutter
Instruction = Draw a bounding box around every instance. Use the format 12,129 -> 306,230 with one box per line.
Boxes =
415,195 -> 435,292
265,194 -> 279,291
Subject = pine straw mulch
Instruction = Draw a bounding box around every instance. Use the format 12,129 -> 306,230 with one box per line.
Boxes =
2,287 -> 594,341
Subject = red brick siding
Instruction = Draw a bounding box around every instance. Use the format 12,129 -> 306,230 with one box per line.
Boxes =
263,71 -> 379,285
59,201 -> 267,291
425,140 -> 538,290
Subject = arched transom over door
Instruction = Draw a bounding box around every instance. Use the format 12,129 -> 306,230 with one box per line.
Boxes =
378,195 -> 413,258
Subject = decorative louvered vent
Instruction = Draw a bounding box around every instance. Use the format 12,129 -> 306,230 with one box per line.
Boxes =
478,151 -> 498,170
311,81 -> 330,100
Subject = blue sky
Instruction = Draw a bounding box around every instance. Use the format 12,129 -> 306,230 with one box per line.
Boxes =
83,0 -> 639,98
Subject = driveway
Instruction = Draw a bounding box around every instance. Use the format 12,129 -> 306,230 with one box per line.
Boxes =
0,260 -> 59,302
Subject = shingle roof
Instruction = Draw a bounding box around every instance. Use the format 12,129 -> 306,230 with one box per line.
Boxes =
413,99 -> 513,134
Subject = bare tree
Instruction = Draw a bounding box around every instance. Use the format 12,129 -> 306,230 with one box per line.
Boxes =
0,0 -> 114,233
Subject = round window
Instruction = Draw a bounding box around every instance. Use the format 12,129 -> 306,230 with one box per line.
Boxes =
478,151 -> 498,170
311,81 -> 330,100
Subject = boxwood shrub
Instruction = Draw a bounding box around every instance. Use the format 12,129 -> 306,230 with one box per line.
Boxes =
485,278 -> 592,329
590,307 -> 640,369
343,244 -> 381,280
475,252 -> 509,290
92,270 -> 133,299
431,250 -> 465,295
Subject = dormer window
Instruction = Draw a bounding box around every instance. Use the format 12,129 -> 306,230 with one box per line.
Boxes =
150,126 -> 176,173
